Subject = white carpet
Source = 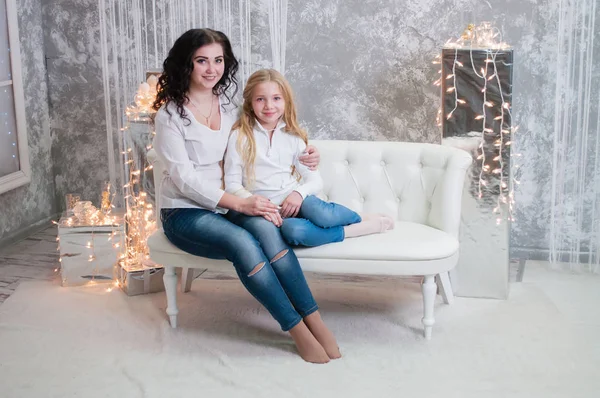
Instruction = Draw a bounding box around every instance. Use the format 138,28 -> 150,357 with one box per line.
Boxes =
0,266 -> 598,398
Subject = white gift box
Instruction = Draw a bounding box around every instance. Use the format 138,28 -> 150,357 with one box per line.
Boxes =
58,213 -> 125,286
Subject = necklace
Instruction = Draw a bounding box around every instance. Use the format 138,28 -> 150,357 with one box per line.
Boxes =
188,95 -> 214,125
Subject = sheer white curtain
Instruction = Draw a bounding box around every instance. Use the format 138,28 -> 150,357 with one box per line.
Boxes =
550,0 -> 600,272
268,0 -> 287,73
98,0 -> 288,186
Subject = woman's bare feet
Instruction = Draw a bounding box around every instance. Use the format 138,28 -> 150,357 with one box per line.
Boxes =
288,321 -> 330,364
304,311 -> 342,359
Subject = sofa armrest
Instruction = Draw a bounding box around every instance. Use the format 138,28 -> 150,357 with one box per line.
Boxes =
427,148 -> 472,238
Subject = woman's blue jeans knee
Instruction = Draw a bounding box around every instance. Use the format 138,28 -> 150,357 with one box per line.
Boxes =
161,208 -> 317,331
280,195 -> 362,247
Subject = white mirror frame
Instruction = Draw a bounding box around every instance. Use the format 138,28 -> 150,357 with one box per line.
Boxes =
0,0 -> 30,194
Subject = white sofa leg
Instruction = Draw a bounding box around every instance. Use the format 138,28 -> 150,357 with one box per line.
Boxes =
163,265 -> 178,328
422,275 -> 436,340
181,268 -> 207,293
181,267 -> 193,293
436,271 -> 455,305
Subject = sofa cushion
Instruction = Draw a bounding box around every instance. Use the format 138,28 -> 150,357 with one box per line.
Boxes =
148,221 -> 458,263
292,221 -> 458,261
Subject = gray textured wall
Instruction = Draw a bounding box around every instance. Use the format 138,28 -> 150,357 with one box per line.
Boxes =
0,0 -> 56,242
284,0 -> 442,143
42,0 -> 110,213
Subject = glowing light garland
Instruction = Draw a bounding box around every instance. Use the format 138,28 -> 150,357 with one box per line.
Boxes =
435,22 -> 519,225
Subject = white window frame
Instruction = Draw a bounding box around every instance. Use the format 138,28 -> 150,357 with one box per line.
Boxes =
0,0 -> 30,194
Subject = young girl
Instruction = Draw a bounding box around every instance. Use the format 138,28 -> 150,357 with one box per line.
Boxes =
224,69 -> 394,248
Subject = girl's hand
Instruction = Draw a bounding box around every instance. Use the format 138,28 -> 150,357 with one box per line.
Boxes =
280,191 -> 303,218
239,195 -> 279,216
263,211 -> 283,227
299,145 -> 320,170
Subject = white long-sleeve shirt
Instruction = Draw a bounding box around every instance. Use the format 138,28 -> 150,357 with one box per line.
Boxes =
224,121 -> 323,206
153,99 -> 237,212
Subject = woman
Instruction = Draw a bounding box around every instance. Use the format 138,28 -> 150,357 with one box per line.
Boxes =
151,28 -> 340,363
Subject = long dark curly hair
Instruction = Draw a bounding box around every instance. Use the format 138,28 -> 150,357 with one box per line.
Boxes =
152,28 -> 239,124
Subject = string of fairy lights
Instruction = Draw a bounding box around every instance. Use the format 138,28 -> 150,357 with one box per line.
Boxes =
120,78 -> 159,274
434,22 -> 520,225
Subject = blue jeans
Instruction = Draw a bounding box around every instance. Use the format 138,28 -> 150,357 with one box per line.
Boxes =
280,195 -> 362,247
161,208 -> 318,331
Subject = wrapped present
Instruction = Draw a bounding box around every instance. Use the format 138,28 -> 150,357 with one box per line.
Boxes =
117,260 -> 164,296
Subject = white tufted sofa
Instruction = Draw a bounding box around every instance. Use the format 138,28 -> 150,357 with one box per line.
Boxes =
147,140 -> 472,339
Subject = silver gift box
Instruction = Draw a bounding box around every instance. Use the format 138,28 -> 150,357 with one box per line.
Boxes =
58,214 -> 125,287
117,262 -> 165,296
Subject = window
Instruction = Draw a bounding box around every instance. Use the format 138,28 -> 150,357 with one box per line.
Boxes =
0,0 -> 29,194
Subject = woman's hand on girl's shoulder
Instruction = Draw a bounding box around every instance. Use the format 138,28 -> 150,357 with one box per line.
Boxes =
299,145 -> 320,170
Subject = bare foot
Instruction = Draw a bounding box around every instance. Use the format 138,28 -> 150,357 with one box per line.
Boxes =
344,216 -> 394,238
304,311 -> 342,359
288,321 -> 330,364
360,213 -> 395,229
380,215 -> 395,230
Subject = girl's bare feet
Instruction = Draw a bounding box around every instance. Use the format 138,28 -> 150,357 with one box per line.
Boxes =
344,214 -> 394,238
304,311 -> 342,359
288,321 -> 330,364
360,213 -> 395,229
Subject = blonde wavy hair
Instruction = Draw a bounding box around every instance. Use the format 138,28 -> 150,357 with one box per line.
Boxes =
232,69 -> 308,186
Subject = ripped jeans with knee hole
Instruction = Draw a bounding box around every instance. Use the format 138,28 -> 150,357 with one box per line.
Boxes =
161,208 -> 318,331
225,211 -> 319,321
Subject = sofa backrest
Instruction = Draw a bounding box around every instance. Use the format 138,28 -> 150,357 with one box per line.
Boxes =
312,140 -> 471,235
148,140 -> 471,235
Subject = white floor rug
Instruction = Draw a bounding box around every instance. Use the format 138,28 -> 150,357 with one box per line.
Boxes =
0,267 -> 598,398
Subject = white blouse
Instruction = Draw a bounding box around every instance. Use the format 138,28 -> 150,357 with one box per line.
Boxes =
153,99 -> 238,212
224,120 -> 323,206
